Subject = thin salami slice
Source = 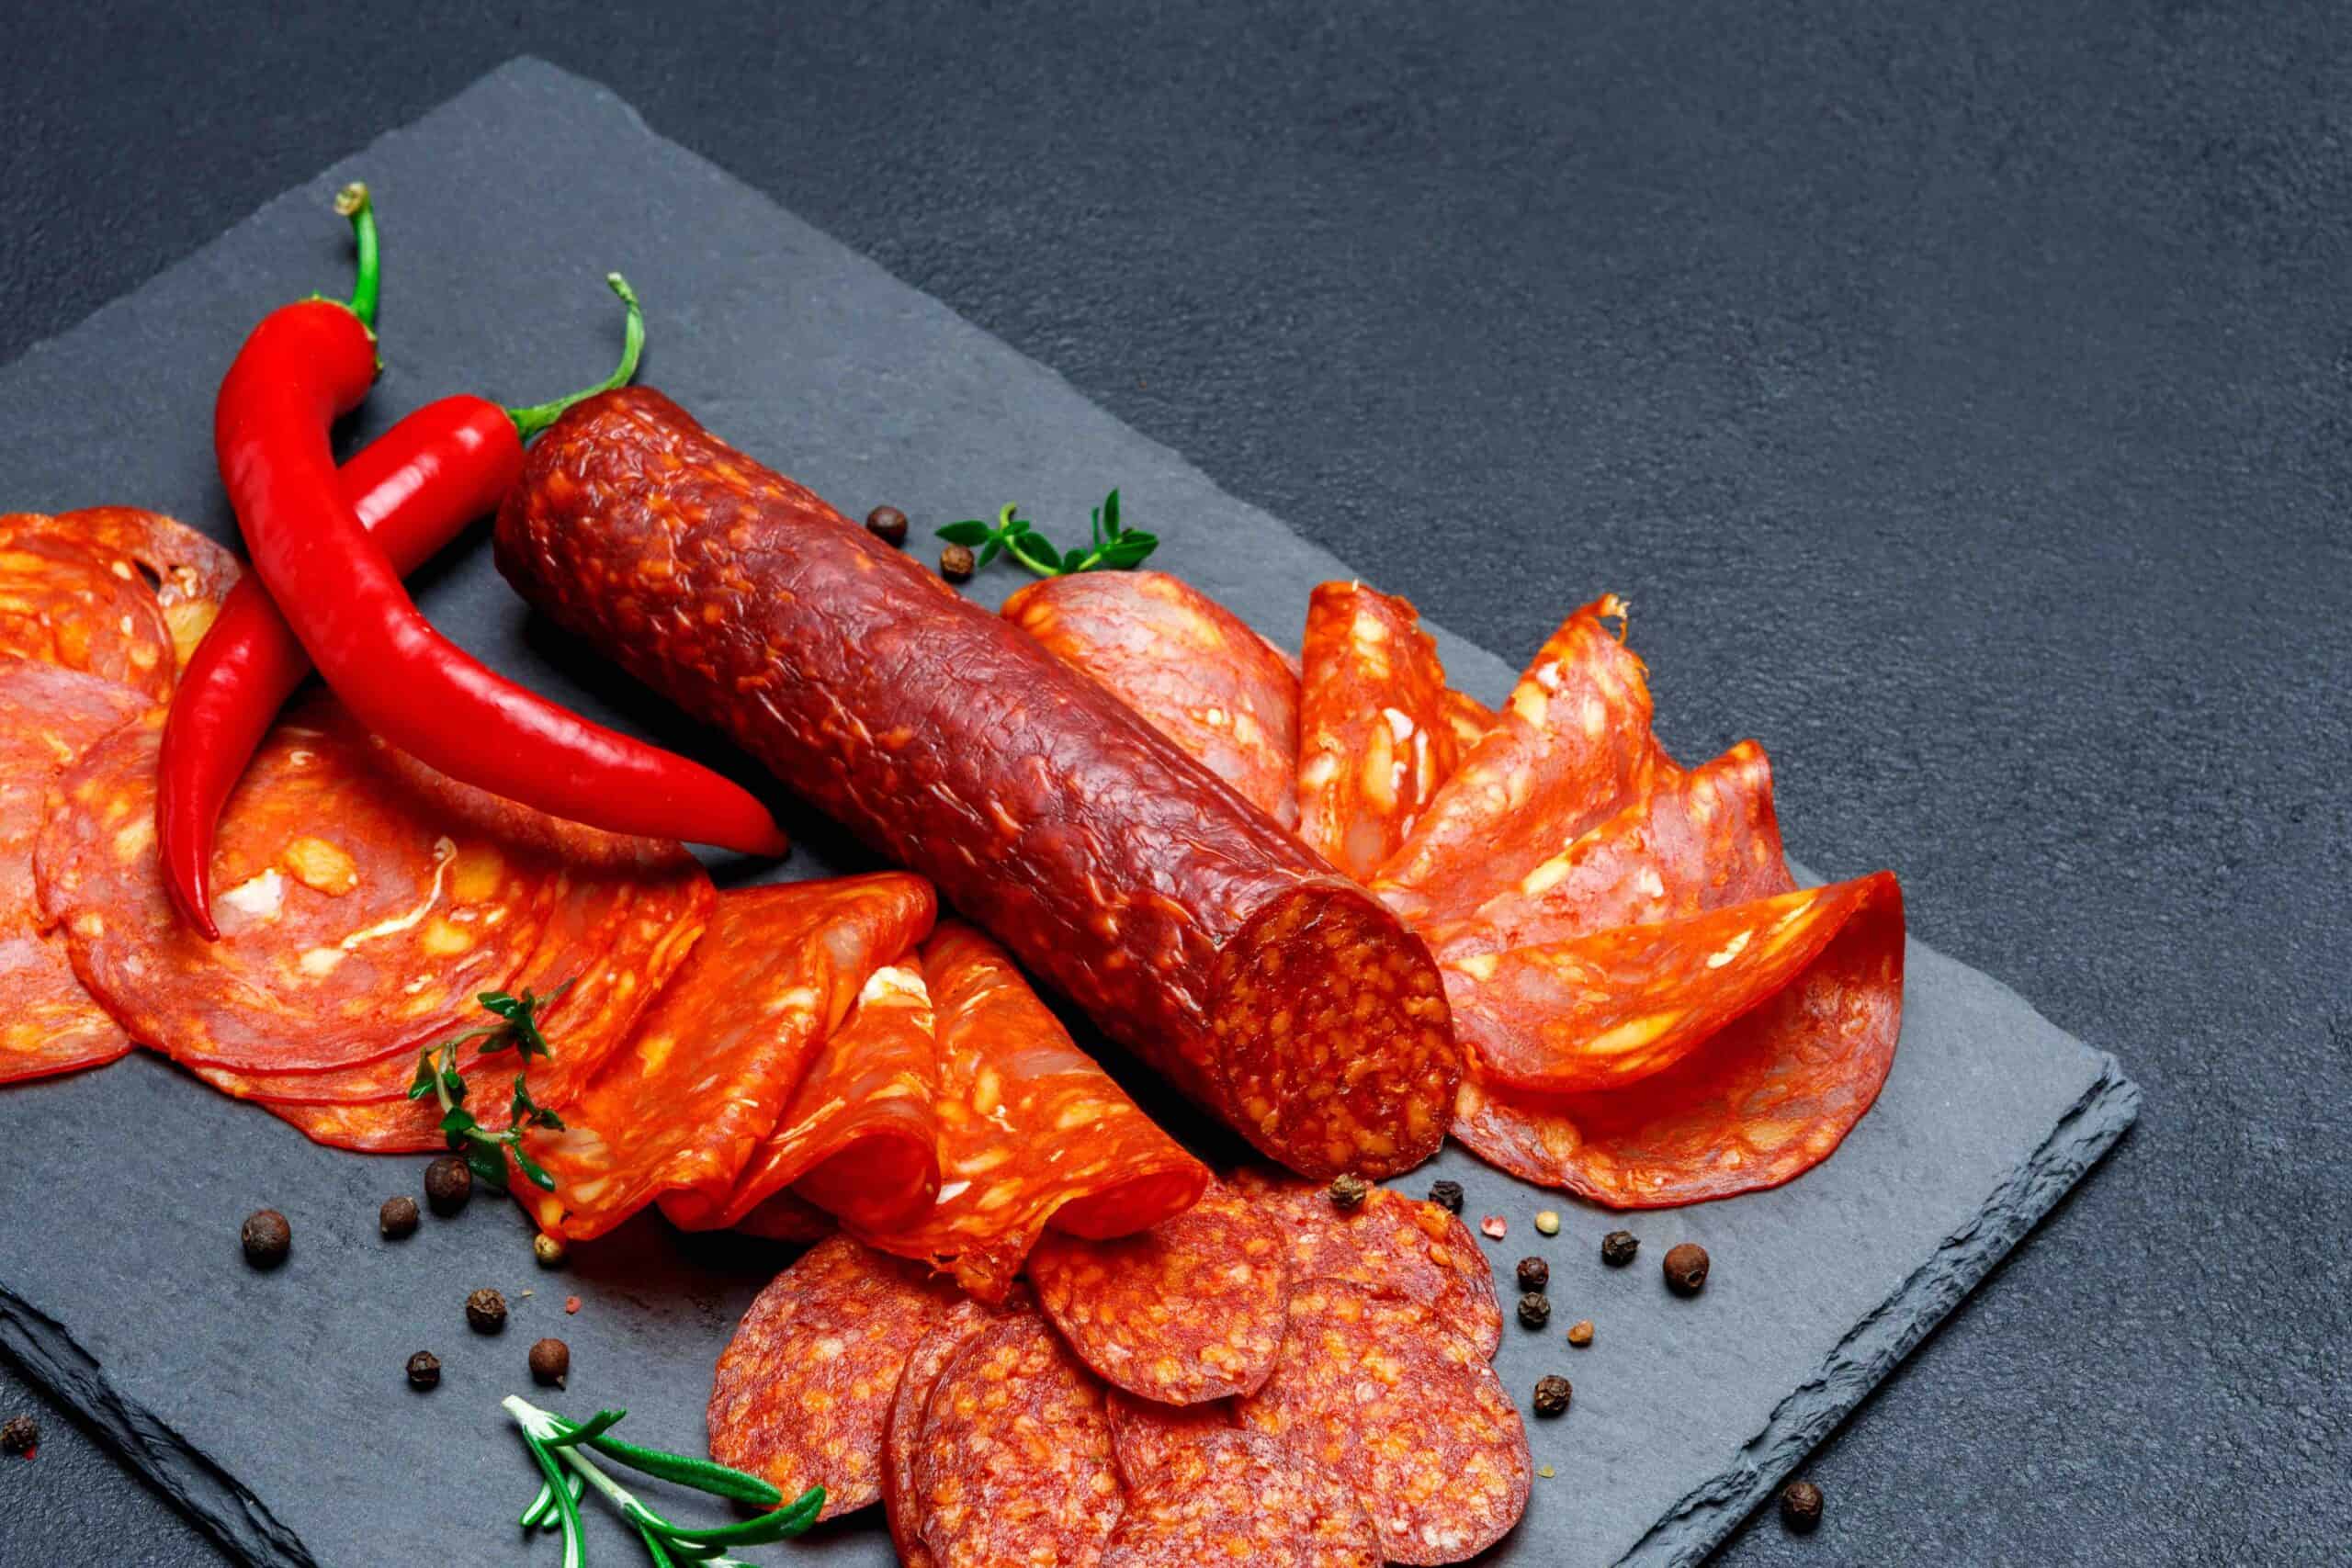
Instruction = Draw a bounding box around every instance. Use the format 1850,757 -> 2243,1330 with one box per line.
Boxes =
661,901 -> 943,1235
1412,740 -> 1787,960
732,1189 -> 836,1244
848,922 -> 1207,1303
1235,1282 -> 1530,1565
1374,594 -> 1659,929
707,1234 -> 969,1520
1103,1388 -> 1237,1491
1452,870 -> 1905,1206
1231,1169 -> 1501,1358
0,660 -> 147,1082
1004,570 -> 1301,827
912,1311 -> 1124,1568
884,1292 -> 1016,1568
529,875 -> 935,1240
1030,1181 -> 1288,1404
0,508 -> 237,696
1296,582 -> 1469,880
1102,1428 -> 1381,1568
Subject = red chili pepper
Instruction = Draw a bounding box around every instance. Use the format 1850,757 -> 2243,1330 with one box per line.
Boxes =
159,277 -> 652,938
209,186 -> 790,896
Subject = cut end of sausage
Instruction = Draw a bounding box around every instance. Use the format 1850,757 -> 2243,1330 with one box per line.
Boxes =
1211,879 -> 1460,1179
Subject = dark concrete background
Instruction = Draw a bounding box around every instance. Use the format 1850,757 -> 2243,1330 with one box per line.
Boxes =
0,3 -> 2340,1563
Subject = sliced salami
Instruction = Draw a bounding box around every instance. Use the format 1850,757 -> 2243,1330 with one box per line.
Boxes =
1452,870 -> 1905,1206
848,922 -> 1207,1303
707,1234 -> 968,1520
1296,582 -> 1469,880
1374,594 -> 1659,930
1101,1427 -> 1379,1568
1235,1282 -> 1530,1565
530,875 -> 935,1240
1004,570 -> 1301,827
0,508 -> 237,697
1231,1169 -> 1502,1358
1030,1181 -> 1288,1404
732,1188 -> 837,1244
0,660 -> 147,1083
662,901 -> 944,1235
883,1292 -> 1018,1568
912,1311 -> 1124,1568
1103,1388 -> 1237,1491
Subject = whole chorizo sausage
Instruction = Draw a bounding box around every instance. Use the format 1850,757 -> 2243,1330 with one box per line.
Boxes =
493,389 -> 1457,1178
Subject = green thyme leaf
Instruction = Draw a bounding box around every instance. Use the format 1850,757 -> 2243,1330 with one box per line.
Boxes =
937,520 -> 994,545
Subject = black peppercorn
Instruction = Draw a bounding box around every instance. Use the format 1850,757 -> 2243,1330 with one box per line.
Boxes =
1517,1292 -> 1551,1329
1531,1374 -> 1572,1417
424,1156 -> 472,1216
240,1209 -> 291,1269
466,1287 -> 509,1334
1780,1479 -> 1823,1532
379,1195 -> 420,1240
0,1415 -> 37,1454
405,1351 -> 440,1390
865,506 -> 910,546
1329,1173 -> 1370,1211
1427,1179 -> 1464,1213
1663,1241 -> 1710,1297
1600,1230 -> 1638,1268
1516,1256 -> 1549,1292
940,544 -> 977,582
528,1337 -> 571,1388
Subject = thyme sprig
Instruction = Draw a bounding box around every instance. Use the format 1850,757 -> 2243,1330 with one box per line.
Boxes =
506,1396 -> 823,1567
937,488 -> 1158,578
407,982 -> 574,1193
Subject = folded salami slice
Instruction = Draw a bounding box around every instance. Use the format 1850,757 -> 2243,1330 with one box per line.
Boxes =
527,875 -> 936,1240
846,922 -> 1207,1303
0,660 -> 147,1083
1231,1169 -> 1501,1358
1452,870 -> 1905,1206
1030,1180 -> 1289,1404
1004,570 -> 1302,828
1373,594 -> 1659,929
661,897 -> 944,1235
707,1235 -> 970,1521
731,1189 -> 836,1243
911,1311 -> 1124,1568
883,1290 -> 1021,1568
0,508 -> 237,697
1103,1388 -> 1238,1491
1237,1281 -> 1529,1565
1102,1428 -> 1381,1568
1296,582 -> 1472,880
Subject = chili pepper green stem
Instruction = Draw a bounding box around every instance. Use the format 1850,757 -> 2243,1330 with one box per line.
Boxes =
509,275 -> 646,443
332,184 -> 380,331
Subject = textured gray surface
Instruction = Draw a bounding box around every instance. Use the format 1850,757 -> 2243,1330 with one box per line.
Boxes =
0,59 -> 2133,1568
0,3 -> 2341,1565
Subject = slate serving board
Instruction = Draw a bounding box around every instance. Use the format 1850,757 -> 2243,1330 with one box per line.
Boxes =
0,59 -> 2138,1568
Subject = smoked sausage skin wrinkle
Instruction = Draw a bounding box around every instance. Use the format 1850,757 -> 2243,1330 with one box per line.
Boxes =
494,389 -> 1457,1178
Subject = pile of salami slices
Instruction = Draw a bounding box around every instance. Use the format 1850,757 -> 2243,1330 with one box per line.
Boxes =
708,1172 -> 1527,1567
1010,574 -> 1906,1208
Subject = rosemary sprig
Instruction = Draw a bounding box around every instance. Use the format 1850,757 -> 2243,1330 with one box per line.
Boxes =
406,982 -> 574,1193
937,488 -> 1158,578
505,1397 -> 823,1567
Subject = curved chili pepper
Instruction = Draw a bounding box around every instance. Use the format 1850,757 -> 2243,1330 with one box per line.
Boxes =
211,190 -> 791,889
158,277 -> 651,938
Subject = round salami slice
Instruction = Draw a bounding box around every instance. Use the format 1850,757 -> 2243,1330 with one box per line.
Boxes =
533,876 -> 936,1241
1103,1388 -> 1237,1491
912,1311 -> 1123,1568
0,660 -> 147,1083
708,1234 -> 969,1520
883,1292 -> 1019,1568
1102,1428 -> 1380,1568
1030,1181 -> 1288,1404
1231,1169 -> 1501,1358
1296,582 -> 1470,881
1004,570 -> 1301,828
1452,870 -> 1905,1207
1236,1283 -> 1530,1565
